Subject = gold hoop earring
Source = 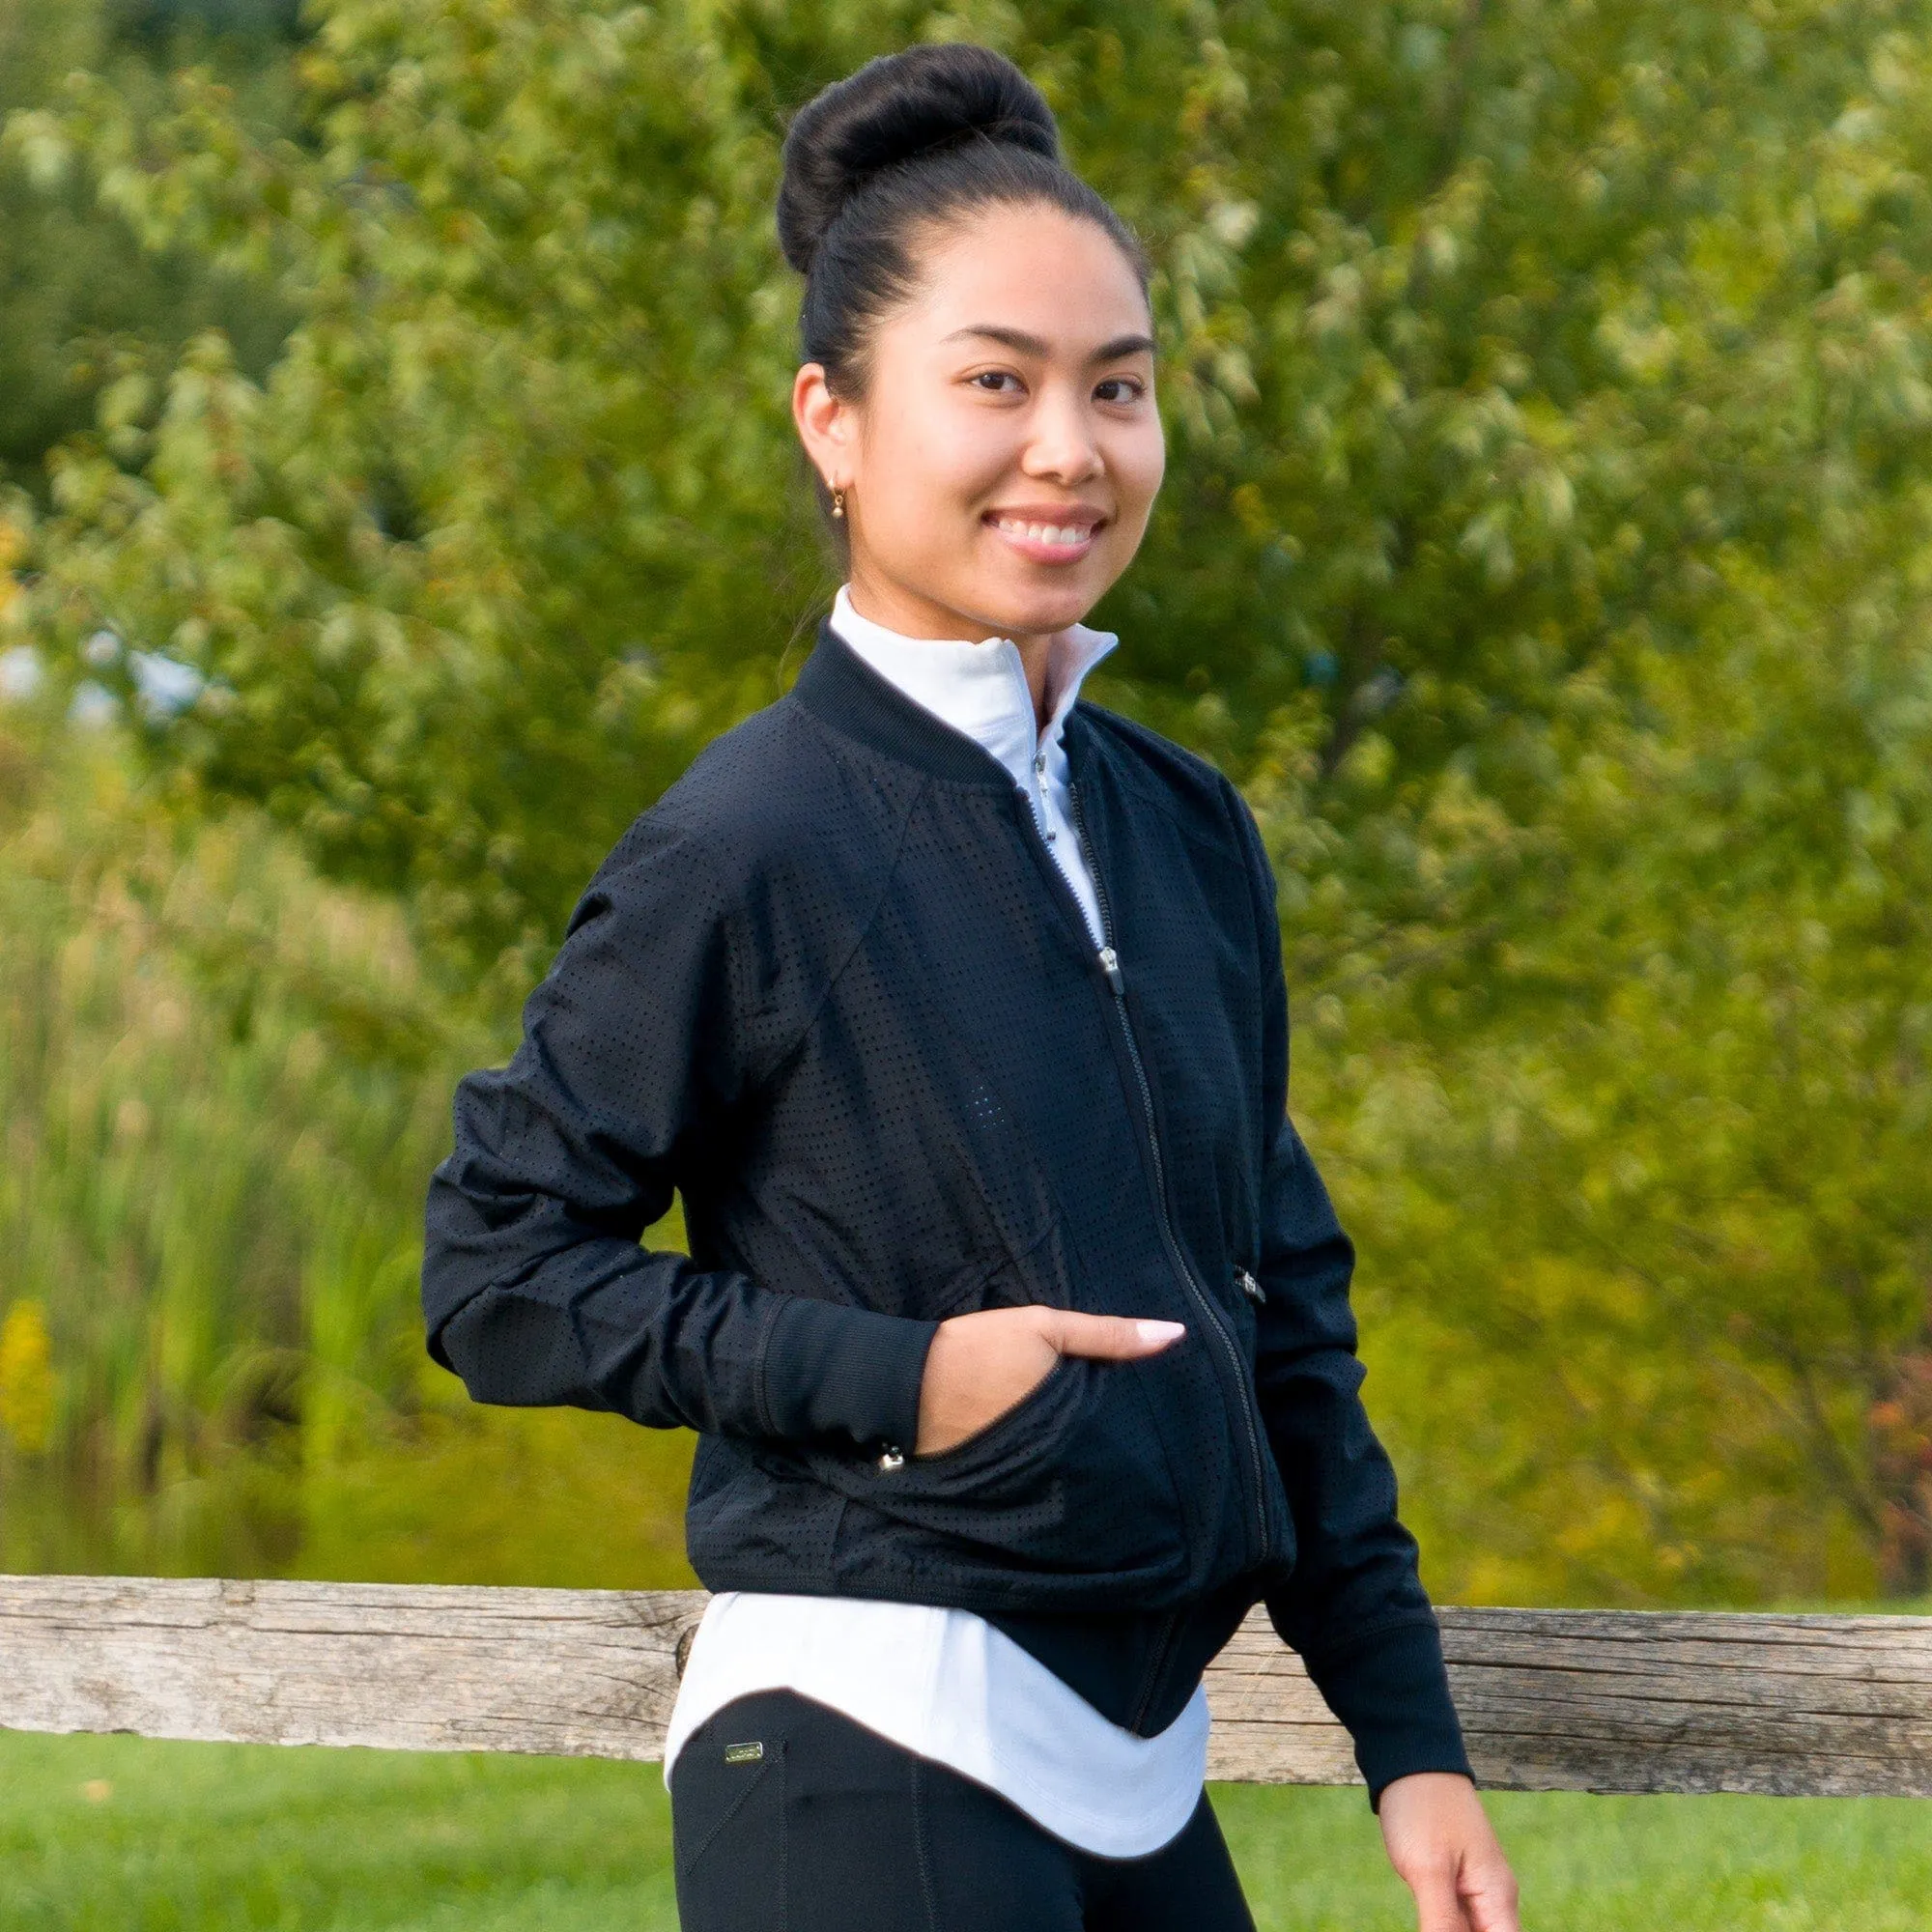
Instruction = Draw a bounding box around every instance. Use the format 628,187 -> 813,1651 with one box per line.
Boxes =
831,486 -> 846,520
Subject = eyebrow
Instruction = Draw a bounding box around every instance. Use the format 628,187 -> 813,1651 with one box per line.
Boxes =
942,325 -> 1157,362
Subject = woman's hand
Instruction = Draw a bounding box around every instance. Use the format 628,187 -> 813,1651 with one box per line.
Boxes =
914,1307 -> 1185,1455
1378,1773 -> 1520,1932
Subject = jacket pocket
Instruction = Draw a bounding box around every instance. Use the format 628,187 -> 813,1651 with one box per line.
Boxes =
909,1350 -> 1074,1467
804,1344 -> 1189,1582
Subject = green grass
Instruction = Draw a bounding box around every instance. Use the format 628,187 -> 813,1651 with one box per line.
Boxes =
3,1729 -> 1928,1930
1214,1784 -> 1932,1930
0,1728 -> 677,1932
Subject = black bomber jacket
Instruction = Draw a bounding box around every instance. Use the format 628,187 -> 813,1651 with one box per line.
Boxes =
421,616 -> 1472,1804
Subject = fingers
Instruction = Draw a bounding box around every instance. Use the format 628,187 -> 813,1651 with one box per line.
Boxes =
1378,1774 -> 1520,1932
1461,1855 -> 1521,1932
1406,1863 -> 1470,1932
1041,1310 -> 1185,1360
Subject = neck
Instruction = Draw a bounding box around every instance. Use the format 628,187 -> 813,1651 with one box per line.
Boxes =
843,573 -> 1056,734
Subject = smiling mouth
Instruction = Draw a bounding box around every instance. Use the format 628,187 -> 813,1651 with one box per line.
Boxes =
983,511 -> 1108,558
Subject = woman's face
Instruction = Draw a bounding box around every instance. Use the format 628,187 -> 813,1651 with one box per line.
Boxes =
793,201 -> 1165,643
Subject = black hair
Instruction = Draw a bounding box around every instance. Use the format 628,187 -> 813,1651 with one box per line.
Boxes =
777,43 -> 1151,542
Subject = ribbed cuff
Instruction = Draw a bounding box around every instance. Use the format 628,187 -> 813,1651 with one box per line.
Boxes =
759,1296 -> 939,1451
1299,1617 -> 1474,1809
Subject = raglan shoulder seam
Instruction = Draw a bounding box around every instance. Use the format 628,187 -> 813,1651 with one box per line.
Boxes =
747,704 -> 933,1089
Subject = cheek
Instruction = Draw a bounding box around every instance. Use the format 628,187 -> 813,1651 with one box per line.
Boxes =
865,409 -> 1009,529
1098,426 -> 1165,548
1118,423 -> 1166,509
930,403 -> 1025,499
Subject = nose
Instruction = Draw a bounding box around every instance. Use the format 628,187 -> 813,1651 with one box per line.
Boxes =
1019,380 -> 1103,486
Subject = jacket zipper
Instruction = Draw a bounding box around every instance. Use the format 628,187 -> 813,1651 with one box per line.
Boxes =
1062,778 -> 1271,1568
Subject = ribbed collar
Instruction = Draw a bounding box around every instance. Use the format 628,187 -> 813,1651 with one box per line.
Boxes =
791,586 -> 1119,791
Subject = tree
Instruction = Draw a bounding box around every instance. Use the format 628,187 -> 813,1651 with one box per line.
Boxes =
0,0 -> 302,498
7,0 -> 1932,1601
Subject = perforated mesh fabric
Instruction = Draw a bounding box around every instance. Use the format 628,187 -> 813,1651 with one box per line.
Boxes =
421,616 -> 1468,1793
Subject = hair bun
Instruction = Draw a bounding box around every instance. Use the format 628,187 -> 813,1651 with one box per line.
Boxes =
777,44 -> 1060,275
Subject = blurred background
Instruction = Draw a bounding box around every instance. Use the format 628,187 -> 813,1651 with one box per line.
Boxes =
3,0 -> 1931,1631
10,8 -> 1932,1925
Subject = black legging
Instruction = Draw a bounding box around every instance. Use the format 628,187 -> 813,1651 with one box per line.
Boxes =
669,1689 -> 1256,1931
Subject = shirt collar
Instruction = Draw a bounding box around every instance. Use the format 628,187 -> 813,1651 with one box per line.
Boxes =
828,582 -> 1118,795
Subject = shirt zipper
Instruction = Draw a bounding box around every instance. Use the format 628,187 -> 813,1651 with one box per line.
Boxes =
1061,777 -> 1272,1569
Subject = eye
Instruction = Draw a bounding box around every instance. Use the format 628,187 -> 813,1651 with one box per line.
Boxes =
1095,376 -> 1147,404
969,370 -> 1024,393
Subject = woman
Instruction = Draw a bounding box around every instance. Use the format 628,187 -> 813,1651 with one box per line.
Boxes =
422,42 -> 1520,1932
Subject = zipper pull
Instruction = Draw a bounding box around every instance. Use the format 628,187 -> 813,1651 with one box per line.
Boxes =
1235,1265 -> 1266,1305
1096,945 -> 1125,996
877,1443 -> 906,1472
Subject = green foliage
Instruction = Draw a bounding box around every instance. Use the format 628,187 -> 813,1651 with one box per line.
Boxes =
0,703 -> 439,1563
0,703 -> 695,1585
4,0 -> 1931,1603
0,0 -> 301,499
1306,552 -> 1932,1604
11,0 -> 1932,961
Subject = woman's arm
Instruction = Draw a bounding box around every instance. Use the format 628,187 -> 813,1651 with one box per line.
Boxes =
421,810 -> 936,1454
1245,1104 -> 1470,1792
1218,774 -> 1465,1790
1219,778 -> 1519,1930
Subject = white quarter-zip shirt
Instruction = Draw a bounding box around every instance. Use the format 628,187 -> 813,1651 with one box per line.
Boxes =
661,583 -> 1210,1857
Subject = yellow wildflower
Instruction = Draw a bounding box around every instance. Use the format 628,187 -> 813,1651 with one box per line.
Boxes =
0,1300 -> 56,1454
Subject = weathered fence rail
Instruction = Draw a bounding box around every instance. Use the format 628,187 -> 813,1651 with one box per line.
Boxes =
3,1575 -> 1928,1797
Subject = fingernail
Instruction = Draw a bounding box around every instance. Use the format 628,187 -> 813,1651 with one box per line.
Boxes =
1136,1321 -> 1186,1345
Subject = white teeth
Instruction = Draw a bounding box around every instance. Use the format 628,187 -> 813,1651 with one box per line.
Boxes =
997,519 -> 1094,547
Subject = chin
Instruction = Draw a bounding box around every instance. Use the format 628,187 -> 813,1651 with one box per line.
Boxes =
980,581 -> 1100,639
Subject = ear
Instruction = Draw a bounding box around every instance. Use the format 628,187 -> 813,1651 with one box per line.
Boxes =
792,363 -> 856,494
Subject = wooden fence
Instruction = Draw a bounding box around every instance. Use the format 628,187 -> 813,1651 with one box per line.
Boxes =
2,1575 -> 1929,1797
